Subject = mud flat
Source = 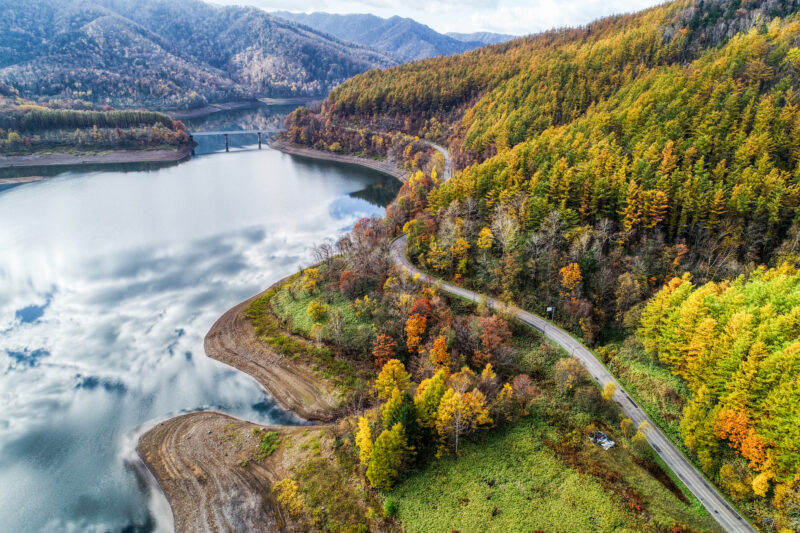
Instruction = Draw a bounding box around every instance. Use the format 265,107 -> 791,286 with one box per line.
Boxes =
137,411 -> 310,533
0,144 -> 194,171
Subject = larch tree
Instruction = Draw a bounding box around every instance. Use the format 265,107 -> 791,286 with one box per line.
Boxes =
355,416 -> 373,468
414,370 -> 447,429
366,423 -> 410,490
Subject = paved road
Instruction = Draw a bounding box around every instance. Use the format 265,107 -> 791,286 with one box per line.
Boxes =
420,140 -> 452,181
390,234 -> 754,533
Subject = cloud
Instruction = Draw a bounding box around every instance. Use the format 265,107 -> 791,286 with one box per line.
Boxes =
215,0 -> 664,34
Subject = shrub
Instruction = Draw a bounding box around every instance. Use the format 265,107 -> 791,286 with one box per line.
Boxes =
383,498 -> 398,517
306,300 -> 328,321
273,478 -> 305,516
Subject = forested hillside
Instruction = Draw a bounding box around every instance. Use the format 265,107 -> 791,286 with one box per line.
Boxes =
0,96 -> 190,155
285,0 -> 800,528
0,0 -> 394,110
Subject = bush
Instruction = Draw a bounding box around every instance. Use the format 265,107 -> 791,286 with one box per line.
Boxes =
383,497 -> 398,517
306,300 -> 328,321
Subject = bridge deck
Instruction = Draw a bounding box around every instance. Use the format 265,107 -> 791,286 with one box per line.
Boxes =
189,130 -> 281,136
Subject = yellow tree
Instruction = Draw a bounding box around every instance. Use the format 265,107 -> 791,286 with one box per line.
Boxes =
559,263 -> 583,294
355,416 -> 372,467
302,268 -> 320,293
435,388 -> 492,457
602,382 -> 617,401
414,370 -> 447,429
375,359 -> 411,400
477,227 -> 494,250
620,180 -> 642,231
647,190 -> 669,228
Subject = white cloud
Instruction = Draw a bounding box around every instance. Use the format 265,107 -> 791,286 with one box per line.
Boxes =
213,0 -> 664,34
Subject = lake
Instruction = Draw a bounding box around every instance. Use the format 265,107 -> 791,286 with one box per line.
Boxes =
0,107 -> 400,532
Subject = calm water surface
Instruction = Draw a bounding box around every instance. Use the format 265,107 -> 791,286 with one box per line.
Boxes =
0,117 -> 399,532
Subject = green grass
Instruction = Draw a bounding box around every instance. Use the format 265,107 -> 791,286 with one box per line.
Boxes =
270,283 -> 367,339
255,429 -> 281,460
245,285 -> 367,398
391,412 -> 719,533
603,343 -> 689,453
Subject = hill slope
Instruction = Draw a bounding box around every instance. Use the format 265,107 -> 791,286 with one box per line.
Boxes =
285,0 -> 800,527
0,0 -> 395,109
274,12 -> 485,61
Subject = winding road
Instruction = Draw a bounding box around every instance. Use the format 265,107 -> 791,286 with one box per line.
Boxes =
389,142 -> 753,533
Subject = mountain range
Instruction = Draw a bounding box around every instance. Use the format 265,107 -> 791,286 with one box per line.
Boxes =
0,0 -> 514,110
446,31 -> 517,45
274,12 -> 514,62
0,0 -> 395,110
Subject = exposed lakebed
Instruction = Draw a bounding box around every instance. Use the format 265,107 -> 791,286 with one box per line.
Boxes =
0,106 -> 399,532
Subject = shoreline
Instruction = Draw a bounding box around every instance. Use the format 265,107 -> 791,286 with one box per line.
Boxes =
138,138 -> 409,531
137,411 -> 308,533
167,100 -> 263,120
203,277 -> 343,423
270,139 -> 408,182
0,144 -> 194,173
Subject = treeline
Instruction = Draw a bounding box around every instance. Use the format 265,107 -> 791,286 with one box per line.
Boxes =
638,265 -> 800,528
1,108 -> 178,133
286,107 -> 445,174
0,99 -> 190,154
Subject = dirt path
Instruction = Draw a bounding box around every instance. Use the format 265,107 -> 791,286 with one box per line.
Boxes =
0,144 -> 194,171
204,283 -> 342,423
138,411 -> 310,533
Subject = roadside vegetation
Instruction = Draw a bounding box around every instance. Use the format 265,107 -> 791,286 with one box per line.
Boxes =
247,208 -> 717,531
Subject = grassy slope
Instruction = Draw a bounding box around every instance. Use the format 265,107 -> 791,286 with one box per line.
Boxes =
245,284 -> 368,400
394,417 -> 683,533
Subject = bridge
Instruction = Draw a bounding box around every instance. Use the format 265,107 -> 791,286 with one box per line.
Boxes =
188,129 -> 282,151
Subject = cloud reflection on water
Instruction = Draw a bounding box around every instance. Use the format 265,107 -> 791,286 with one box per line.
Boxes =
0,147 -> 389,532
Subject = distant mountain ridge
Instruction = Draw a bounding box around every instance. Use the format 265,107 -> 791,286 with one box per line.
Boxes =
0,0 -> 396,110
274,11 -> 509,61
446,32 -> 517,45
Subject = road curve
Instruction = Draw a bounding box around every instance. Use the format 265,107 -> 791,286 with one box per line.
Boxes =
390,234 -> 753,533
420,140 -> 452,181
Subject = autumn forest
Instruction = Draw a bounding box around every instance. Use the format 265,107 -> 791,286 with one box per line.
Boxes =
283,0 -> 800,529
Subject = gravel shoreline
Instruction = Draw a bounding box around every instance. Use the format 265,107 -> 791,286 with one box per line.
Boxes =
137,411 -> 309,533
0,144 -> 194,172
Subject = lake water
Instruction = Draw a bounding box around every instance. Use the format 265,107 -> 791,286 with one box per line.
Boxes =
0,108 -> 399,532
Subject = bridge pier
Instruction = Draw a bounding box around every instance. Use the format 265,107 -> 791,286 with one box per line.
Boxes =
258,132 -> 262,149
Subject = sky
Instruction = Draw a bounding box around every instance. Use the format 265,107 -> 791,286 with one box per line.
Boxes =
212,0 -> 665,35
